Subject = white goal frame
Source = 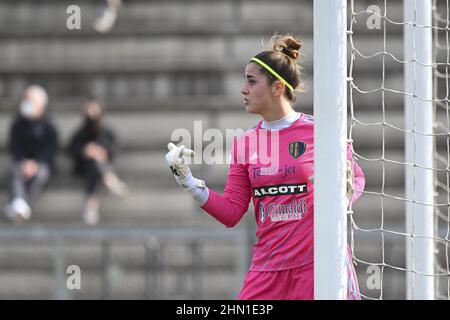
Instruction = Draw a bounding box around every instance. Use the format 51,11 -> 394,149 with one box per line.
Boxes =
314,0 -> 438,300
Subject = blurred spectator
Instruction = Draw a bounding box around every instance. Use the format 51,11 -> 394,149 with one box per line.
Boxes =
68,99 -> 128,226
4,85 -> 58,223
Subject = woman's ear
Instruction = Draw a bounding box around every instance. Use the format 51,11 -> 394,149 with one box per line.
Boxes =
272,80 -> 285,97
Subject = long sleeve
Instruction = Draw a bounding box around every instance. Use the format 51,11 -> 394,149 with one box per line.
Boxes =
98,129 -> 117,161
201,139 -> 252,228
8,121 -> 23,162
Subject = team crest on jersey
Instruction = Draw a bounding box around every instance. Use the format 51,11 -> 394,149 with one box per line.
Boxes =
288,141 -> 306,158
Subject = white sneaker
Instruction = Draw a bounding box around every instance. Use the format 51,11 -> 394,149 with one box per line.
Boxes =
83,206 -> 99,226
5,198 -> 31,223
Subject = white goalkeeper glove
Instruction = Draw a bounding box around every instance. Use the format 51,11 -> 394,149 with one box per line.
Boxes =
346,160 -> 354,200
165,142 -> 194,179
164,142 -> 208,205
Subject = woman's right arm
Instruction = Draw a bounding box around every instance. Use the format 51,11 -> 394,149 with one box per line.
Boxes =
200,159 -> 252,228
165,139 -> 252,228
201,137 -> 252,228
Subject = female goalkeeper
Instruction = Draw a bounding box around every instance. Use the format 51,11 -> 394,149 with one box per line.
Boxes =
164,34 -> 365,300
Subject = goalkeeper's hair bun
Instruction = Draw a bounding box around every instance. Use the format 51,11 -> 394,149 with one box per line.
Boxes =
272,35 -> 302,61
251,34 -> 304,102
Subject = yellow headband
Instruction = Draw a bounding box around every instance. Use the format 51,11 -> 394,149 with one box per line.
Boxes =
250,57 -> 294,92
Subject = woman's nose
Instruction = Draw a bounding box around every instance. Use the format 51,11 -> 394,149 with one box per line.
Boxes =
241,84 -> 248,95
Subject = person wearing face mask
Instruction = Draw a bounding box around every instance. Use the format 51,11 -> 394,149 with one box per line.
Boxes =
4,85 -> 58,223
67,99 -> 128,226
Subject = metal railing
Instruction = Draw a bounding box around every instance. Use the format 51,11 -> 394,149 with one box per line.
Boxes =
0,226 -> 250,299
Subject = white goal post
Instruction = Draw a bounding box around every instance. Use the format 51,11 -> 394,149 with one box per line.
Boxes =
404,0 -> 435,300
314,0 -> 349,300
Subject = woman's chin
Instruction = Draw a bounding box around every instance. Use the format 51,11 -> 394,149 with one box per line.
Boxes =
245,104 -> 257,114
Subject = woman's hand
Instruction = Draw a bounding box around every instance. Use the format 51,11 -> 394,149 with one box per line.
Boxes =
84,143 -> 108,162
21,159 -> 39,181
164,142 -> 194,179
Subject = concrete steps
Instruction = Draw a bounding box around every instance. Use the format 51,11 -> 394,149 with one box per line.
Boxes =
0,35 -> 407,73
0,188 -> 222,227
0,0 -> 408,39
0,240 -> 239,270
0,110 -> 413,151
0,270 -> 239,300
0,226 -> 248,299
0,0 -> 308,38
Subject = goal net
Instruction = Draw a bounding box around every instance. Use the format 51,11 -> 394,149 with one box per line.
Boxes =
347,0 -> 450,299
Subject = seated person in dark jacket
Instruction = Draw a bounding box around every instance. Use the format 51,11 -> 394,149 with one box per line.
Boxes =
4,85 -> 58,223
68,99 -> 128,225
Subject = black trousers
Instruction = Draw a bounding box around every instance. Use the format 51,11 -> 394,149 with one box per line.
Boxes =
81,159 -> 113,196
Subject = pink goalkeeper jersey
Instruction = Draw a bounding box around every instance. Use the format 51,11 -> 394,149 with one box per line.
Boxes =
201,113 -> 365,272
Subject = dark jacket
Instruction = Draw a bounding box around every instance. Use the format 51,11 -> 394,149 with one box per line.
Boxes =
8,115 -> 58,169
67,123 -> 116,175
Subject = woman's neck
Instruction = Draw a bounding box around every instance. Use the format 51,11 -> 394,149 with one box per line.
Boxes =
261,100 -> 293,122
261,109 -> 300,130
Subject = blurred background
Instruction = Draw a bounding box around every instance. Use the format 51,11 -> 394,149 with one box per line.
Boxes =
0,0 -> 445,300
